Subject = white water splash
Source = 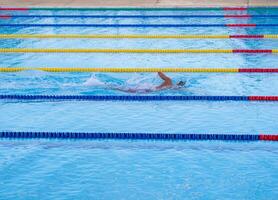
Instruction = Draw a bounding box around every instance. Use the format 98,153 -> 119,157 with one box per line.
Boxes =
83,75 -> 106,86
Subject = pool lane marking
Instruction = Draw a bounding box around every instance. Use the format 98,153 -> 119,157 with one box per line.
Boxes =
1,68 -> 278,73
223,7 -> 247,10
0,48 -> 276,53
0,7 -> 248,11
238,68 -> 278,72
1,95 -> 278,102
0,7 -> 265,11
0,23 -> 277,27
0,15 -> 11,19
0,67 -> 238,73
249,96 -> 278,101
230,35 -> 264,38
224,15 -> 251,18
232,49 -> 273,53
3,14 -> 278,18
259,134 -> 278,141
0,131 -> 277,141
0,34 -> 276,39
0,8 -> 28,11
226,24 -> 257,27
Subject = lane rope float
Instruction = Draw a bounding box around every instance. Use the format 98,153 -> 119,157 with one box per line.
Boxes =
0,49 -> 276,54
1,95 -> 278,101
1,68 -> 278,73
0,131 -> 277,141
1,14 -> 278,18
0,34 -> 277,39
0,15 -> 11,19
0,7 -> 277,11
0,23 -> 277,27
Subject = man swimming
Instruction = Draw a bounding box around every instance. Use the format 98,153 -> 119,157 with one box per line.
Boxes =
116,72 -> 185,93
85,72 -> 186,93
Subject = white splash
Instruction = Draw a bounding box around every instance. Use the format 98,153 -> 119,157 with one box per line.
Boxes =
83,75 -> 105,86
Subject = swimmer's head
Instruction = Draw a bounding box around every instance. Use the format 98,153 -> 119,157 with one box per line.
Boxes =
176,81 -> 186,87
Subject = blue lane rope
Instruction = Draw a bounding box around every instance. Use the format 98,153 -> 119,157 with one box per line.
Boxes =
0,95 -> 249,101
0,131 -> 260,141
0,24 -> 277,27
4,15 -> 278,18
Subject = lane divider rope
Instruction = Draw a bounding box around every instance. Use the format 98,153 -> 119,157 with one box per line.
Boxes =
1,14 -> 278,18
0,15 -> 11,19
1,68 -> 278,73
1,95 -> 278,101
0,8 -> 29,11
0,23 -> 276,27
0,49 -> 276,53
0,7 -> 276,11
0,34 -> 277,39
0,131 -> 277,141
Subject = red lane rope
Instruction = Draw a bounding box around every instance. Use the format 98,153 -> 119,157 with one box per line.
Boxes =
230,35 -> 264,38
0,15 -> 11,19
249,96 -> 278,101
0,14 -> 255,18
239,68 -> 278,73
0,8 -> 28,11
224,15 -> 251,18
223,7 -> 247,11
233,49 -> 272,53
259,135 -> 278,141
226,24 -> 256,27
0,7 -> 249,11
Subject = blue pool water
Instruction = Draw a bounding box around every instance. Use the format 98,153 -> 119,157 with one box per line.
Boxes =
0,8 -> 278,199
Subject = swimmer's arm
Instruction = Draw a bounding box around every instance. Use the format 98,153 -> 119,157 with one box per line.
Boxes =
157,72 -> 171,81
156,72 -> 173,90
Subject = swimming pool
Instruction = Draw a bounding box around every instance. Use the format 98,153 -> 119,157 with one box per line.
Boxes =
0,7 -> 278,199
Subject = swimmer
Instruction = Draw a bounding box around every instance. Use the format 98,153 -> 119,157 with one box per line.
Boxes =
116,72 -> 185,93
85,72 -> 186,93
